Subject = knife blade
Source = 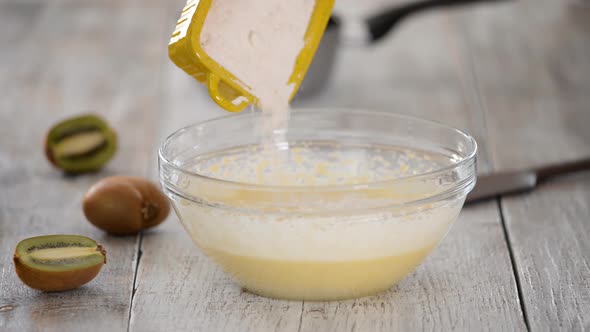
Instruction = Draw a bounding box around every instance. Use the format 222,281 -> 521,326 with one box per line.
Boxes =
466,171 -> 537,203
465,158 -> 590,204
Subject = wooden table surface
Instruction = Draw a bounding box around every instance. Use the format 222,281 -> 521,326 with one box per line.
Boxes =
1,0 -> 589,331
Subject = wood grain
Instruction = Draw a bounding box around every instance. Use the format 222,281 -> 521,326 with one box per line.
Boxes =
0,0 -> 167,331
459,0 -> 590,330
2,0 -> 587,330
129,4 -> 525,331
502,174 -> 590,331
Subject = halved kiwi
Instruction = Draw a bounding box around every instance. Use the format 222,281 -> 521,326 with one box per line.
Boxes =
45,114 -> 117,173
13,235 -> 106,292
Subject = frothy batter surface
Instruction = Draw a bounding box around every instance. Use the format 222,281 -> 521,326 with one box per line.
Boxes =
190,142 -> 454,186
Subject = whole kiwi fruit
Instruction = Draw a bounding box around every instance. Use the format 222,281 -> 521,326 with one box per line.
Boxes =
83,176 -> 170,235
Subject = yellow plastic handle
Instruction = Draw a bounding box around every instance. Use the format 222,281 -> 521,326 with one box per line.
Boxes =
207,73 -> 249,112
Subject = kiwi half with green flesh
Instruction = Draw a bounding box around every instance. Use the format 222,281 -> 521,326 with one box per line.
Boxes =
45,114 -> 117,173
14,235 -> 106,292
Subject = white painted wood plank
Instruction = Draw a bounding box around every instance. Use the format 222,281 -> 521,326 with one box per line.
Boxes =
0,1 -> 167,330
460,0 -> 590,329
502,174 -> 590,331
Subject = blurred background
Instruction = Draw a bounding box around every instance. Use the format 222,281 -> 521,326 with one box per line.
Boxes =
1,0 -> 588,175
1,1 -> 589,330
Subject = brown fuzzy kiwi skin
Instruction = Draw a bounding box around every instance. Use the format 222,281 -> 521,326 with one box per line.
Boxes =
44,134 -> 57,167
83,176 -> 170,235
13,245 -> 106,292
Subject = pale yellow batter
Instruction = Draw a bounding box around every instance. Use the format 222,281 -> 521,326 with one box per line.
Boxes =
173,144 -> 463,300
204,246 -> 434,301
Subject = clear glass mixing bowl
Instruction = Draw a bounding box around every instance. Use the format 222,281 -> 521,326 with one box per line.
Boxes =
159,109 -> 477,301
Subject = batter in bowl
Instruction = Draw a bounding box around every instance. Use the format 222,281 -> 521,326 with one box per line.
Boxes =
172,142 -> 464,300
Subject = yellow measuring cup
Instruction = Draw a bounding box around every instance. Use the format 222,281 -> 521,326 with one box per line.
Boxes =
168,0 -> 335,112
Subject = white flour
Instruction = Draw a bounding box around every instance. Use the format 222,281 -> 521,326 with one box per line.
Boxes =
200,0 -> 316,145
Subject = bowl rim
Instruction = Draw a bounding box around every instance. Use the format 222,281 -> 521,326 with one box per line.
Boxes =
158,108 -> 477,196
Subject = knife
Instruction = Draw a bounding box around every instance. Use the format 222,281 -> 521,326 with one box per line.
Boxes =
465,157 -> 590,204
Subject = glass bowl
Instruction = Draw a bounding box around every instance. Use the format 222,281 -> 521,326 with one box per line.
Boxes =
159,109 -> 477,301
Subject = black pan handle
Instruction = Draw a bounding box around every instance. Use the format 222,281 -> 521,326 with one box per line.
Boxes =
367,0 -> 510,42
